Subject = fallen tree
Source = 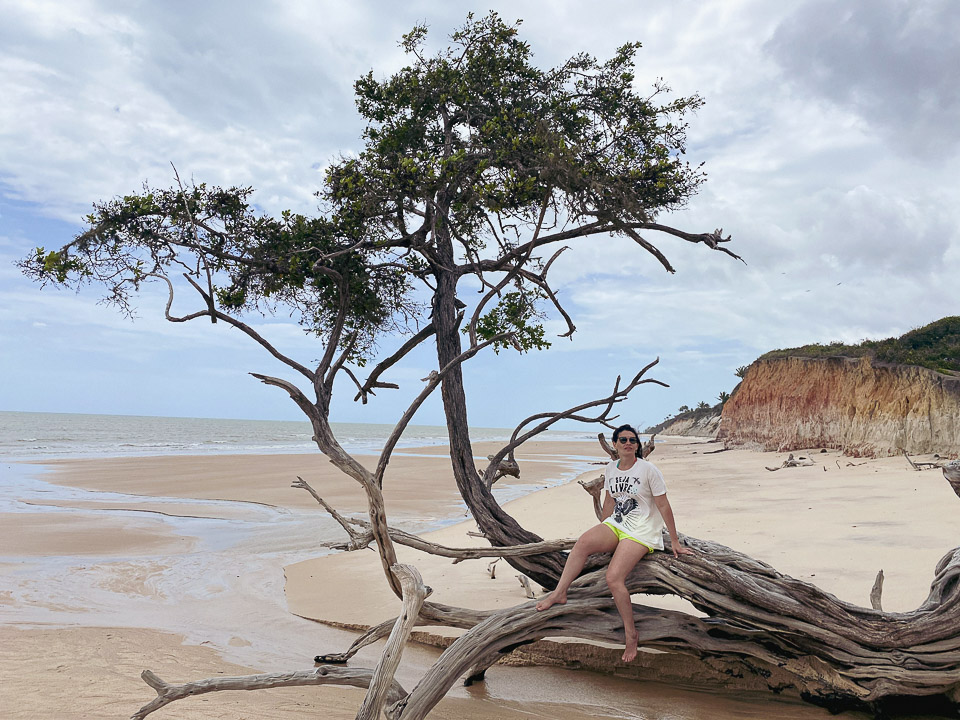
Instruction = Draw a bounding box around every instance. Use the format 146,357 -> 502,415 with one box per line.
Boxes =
21,13 -> 960,719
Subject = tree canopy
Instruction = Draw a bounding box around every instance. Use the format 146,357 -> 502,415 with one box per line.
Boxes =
22,13 -> 735,365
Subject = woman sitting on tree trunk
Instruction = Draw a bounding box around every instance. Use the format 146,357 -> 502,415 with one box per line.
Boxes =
536,423 -> 694,661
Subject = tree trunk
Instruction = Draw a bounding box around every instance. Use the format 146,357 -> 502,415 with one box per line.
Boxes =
431,230 -> 566,587
394,537 -> 960,719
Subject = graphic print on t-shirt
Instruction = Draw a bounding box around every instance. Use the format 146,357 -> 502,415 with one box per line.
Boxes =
609,474 -> 645,522
613,497 -> 637,523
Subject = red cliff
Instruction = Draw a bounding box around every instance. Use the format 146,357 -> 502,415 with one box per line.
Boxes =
719,356 -> 960,456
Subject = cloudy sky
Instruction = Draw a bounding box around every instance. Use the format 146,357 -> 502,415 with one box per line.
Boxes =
1,0 -> 958,431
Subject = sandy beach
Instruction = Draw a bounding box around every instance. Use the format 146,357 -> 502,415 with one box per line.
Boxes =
2,438 -> 955,719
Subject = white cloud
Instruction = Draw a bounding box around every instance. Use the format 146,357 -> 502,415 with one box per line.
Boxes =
2,0 -> 959,425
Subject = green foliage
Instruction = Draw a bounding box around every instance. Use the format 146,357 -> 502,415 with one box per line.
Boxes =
697,400 -> 710,409
717,391 -> 730,404
18,184 -> 416,359
759,317 -> 960,374
471,288 -> 551,353
328,10 -> 705,253
678,404 -> 691,413
20,12 -> 711,364
735,365 -> 749,378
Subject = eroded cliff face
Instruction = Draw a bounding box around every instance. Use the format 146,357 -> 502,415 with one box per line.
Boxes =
654,412 -> 721,438
719,356 -> 960,456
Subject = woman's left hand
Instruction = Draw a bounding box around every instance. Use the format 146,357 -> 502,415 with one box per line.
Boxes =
672,544 -> 695,558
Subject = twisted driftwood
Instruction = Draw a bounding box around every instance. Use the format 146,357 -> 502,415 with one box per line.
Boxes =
943,461 -> 960,499
134,453 -> 960,719
131,666 -> 406,720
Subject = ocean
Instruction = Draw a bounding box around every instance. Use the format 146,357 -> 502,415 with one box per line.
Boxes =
0,410 -> 598,461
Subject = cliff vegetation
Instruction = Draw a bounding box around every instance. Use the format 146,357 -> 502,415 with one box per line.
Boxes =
759,316 -> 960,374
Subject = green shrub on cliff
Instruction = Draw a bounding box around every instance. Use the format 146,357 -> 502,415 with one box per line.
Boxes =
760,316 -> 960,374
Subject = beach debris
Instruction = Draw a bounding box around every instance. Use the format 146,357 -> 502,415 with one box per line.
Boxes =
903,450 -> 951,472
944,461 -> 960,499
487,559 -> 499,579
516,574 -> 537,599
703,446 -> 729,454
870,569 -> 884,611
765,453 -> 816,471
133,666 -> 407,720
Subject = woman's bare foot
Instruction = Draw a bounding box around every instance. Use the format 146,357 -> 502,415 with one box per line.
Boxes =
621,630 -> 639,662
535,590 -> 566,611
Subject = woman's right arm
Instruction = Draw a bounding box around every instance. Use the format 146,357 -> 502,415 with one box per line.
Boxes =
601,491 -> 615,520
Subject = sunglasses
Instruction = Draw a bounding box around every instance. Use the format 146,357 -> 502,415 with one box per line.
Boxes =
616,436 -> 639,445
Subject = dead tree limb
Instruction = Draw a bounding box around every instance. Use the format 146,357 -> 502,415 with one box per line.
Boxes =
578,474 -> 606,522
382,538 -> 960,719
905,450 -> 950,471
870,570 -> 884,611
293,477 -> 576,559
131,666 -> 406,720
516,574 -> 537,599
765,453 -> 815,472
292,476 -> 370,550
944,461 -> 960,500
597,432 -> 617,459
481,358 -> 667,493
357,564 -> 431,720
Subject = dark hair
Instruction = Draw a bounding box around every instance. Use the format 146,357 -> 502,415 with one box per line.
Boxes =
612,423 -> 642,458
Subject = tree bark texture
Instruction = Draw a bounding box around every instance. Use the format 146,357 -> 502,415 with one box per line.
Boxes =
432,247 -> 567,587
357,564 -> 431,720
390,536 -> 960,718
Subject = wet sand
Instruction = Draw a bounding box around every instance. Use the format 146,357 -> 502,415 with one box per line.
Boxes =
2,439 -> 955,718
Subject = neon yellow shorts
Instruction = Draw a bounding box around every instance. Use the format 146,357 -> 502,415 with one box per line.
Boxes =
602,520 -> 656,552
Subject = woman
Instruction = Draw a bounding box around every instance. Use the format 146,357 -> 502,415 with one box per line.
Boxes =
536,423 -> 693,662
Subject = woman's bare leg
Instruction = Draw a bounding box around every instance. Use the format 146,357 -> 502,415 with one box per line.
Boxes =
536,524 -> 618,610
605,540 -> 650,662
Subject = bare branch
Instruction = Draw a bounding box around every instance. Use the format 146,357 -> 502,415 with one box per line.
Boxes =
466,194 -> 549,348
144,273 -> 209,323
597,432 -> 617,460
294,482 -> 577,559
160,272 -> 317,383
250,373 -> 321,424
870,570 -> 884,611
617,224 -> 676,274
355,322 -> 437,404
311,264 -> 350,381
373,333 -> 514,488
292,477 -> 370,550
482,358 -> 665,486
326,331 -> 358,388
315,617 -> 398,664
132,666 -> 406,720
171,163 -> 218,323
578,474 -> 606,521
357,564 -> 431,720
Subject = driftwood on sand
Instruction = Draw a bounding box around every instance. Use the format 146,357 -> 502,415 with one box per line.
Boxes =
765,453 -> 816,471
133,430 -> 960,720
944,461 -> 960,500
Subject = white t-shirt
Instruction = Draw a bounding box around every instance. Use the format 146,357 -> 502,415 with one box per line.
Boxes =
603,458 -> 668,549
